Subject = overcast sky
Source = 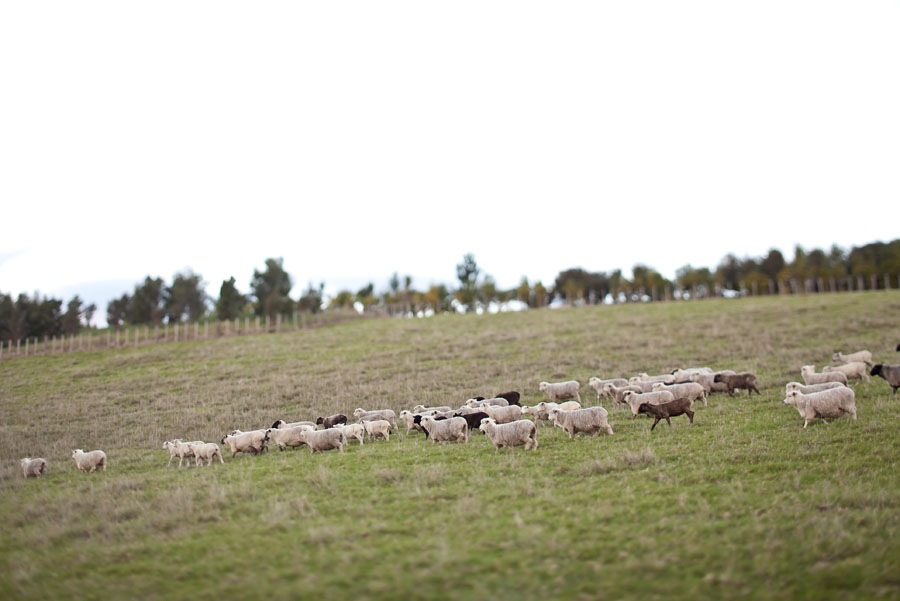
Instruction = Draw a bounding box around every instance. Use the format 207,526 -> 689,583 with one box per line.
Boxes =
2,1 -> 898,321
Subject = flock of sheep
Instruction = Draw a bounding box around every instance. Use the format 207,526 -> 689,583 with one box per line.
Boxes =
18,348 -> 900,479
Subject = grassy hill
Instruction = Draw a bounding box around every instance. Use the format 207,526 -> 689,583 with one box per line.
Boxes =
2,292 -> 899,600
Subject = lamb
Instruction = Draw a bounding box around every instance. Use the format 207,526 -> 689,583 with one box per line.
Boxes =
604,384 -> 645,405
187,442 -> 224,466
399,410 -> 422,435
353,408 -> 398,431
823,362 -> 870,383
521,404 -> 554,423
333,423 -> 367,445
670,367 -> 713,383
538,380 -> 581,403
871,364 -> 900,394
651,381 -> 707,407
465,397 -> 509,409
637,398 -> 695,431
785,381 -> 846,395
833,350 -> 874,367
72,449 -> 107,473
220,431 -> 267,457
363,419 -> 392,441
271,419 -> 317,430
783,388 -> 857,428
420,416 -> 468,444
548,406 -> 613,437
452,410 -> 490,431
629,373 -> 676,385
689,371 -> 735,395
20,458 -> 48,478
622,390 -> 676,417
494,391 -> 521,406
713,372 -> 761,396
412,405 -> 452,413
479,418 -> 538,451
801,365 -> 849,386
483,404 -> 524,424
298,428 -> 345,453
264,425 -> 315,451
316,414 -> 348,429
163,439 -> 204,467
588,377 -> 628,399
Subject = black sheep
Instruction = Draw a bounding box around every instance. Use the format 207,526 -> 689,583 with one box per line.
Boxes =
637,398 -> 695,431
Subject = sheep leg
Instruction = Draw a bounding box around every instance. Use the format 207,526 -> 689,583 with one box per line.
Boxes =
167,455 -> 174,467
687,410 -> 694,424
651,417 -> 660,431
178,456 -> 184,468
665,416 -> 672,427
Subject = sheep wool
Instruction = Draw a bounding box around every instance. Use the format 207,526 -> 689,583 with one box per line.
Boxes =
538,381 -> 582,403
20,458 -> 48,478
72,449 -> 107,473
479,418 -> 538,451
783,388 -> 857,428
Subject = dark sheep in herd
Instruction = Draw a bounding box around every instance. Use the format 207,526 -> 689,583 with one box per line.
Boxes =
316,414 -> 348,429
637,398 -> 695,431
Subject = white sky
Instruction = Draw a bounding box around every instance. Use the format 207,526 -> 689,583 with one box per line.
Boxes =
2,1 -> 898,321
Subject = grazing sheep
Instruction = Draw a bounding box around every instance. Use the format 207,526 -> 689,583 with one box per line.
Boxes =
20,458 -> 48,478
637,398 -> 695,431
271,419 -> 316,430
823,362 -> 870,383
316,414 -> 348,429
785,381 -> 846,395
465,397 -> 509,409
220,431 -> 267,458
588,377 -> 629,399
163,440 -> 204,467
689,371 -> 736,395
538,380 -> 582,403
670,367 -> 713,383
833,350 -> 874,367
604,384 -> 645,405
333,423 -> 367,445
264,425 -> 315,451
483,404 -> 524,424
713,372 -> 761,396
651,381 -> 707,407
452,410 -> 490,431
622,390 -> 676,417
363,419 -> 392,441
412,405 -> 452,414
420,416 -> 468,444
298,428 -> 345,454
187,442 -> 224,466
399,410 -> 423,436
353,409 -> 398,431
801,365 -> 849,386
630,373 -> 676,385
783,388 -> 857,428
479,418 -> 538,451
494,391 -> 521,406
871,364 -> 900,394
548,406 -> 614,437
72,449 -> 107,473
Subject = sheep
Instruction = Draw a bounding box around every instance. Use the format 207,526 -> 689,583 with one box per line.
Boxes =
548,406 -> 613,437
412,405 -> 452,413
220,431 -> 267,458
163,439 -> 204,467
785,381 -> 846,395
671,367 -> 713,383
333,423 -> 367,445
72,449 -> 107,473
713,372 -> 761,396
316,414 -> 348,429
363,419 -> 392,441
264,425 -> 315,451
298,428 -> 345,454
483,404 -> 524,424
783,388 -> 857,428
465,397 -> 509,409
271,419 -> 316,430
629,380 -> 658,393
622,390 -> 676,417
494,391 -> 521,406
588,377 -> 628,399
651,381 -> 707,407
823,362 -> 870,383
637,398 -> 695,431
452,410 -> 490,431
538,380 -> 582,403
629,373 -> 676,385
399,410 -> 422,436
479,418 -> 538,451
187,442 -> 224,466
604,384 -> 645,405
871,364 -> 900,394
689,371 -> 735,395
801,365 -> 849,386
833,350 -> 873,367
353,408 -> 398,432
20,458 -> 48,478
420,416 -> 468,444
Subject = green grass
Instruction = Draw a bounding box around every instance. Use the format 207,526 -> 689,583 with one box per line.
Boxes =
2,293 -> 900,600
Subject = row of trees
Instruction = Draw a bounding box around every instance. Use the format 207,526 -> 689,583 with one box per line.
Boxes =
2,239 -> 898,341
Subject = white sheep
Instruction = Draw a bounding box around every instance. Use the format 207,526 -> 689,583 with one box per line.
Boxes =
671,367 -> 713,383
548,406 -> 614,438
785,381 -> 845,395
538,381 -> 582,403
622,390 -> 676,417
783,388 -> 857,428
333,423 -> 366,445
651,382 -> 707,407
72,449 -> 107,473
412,404 -> 452,413
479,418 -> 538,451
272,419 -> 317,429
483,404 -> 524,424
220,431 -> 267,457
20,458 -> 48,478
832,350 -> 873,367
465,398 -> 509,409
604,383 -> 645,405
187,442 -> 224,466
689,371 -> 735,395
823,361 -> 870,383
420,416 -> 468,444
264,425 -> 315,451
353,408 -> 398,431
363,419 -> 392,441
801,365 -> 849,386
298,428 -> 345,454
163,439 -> 204,467
629,373 -> 676,385
587,377 -> 628,399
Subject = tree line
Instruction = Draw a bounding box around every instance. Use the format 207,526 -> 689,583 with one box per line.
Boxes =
2,239 -> 898,342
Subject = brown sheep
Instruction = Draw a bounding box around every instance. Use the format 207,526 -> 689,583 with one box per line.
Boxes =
713,372 -> 760,396
637,398 -> 695,431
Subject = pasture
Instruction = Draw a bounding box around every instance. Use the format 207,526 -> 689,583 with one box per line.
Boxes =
2,292 -> 900,600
